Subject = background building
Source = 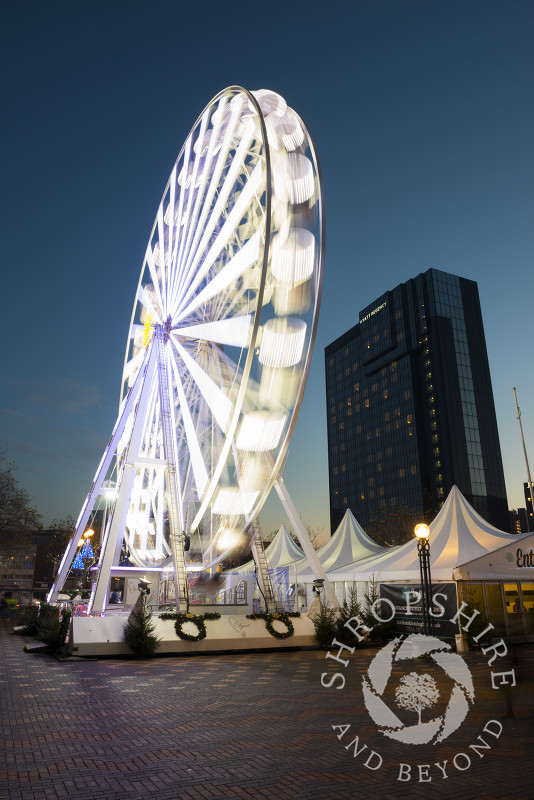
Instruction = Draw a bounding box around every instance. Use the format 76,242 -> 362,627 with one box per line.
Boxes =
325,268 -> 509,542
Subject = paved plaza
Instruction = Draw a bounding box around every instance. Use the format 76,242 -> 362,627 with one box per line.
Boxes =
1,617 -> 534,800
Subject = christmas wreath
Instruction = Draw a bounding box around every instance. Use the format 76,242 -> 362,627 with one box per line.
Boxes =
246,611 -> 300,640
160,611 -> 221,642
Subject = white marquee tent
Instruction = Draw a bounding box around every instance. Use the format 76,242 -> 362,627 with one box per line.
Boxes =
294,508 -> 385,577
227,524 -> 305,574
327,485 -> 525,584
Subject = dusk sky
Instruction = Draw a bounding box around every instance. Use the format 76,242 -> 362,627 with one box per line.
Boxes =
1,1 -> 533,543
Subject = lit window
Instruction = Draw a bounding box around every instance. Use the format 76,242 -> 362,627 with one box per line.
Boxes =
375,428 -> 380,437
406,414 -> 412,424
377,463 -> 382,472
371,383 -> 378,393
385,412 -> 390,422
404,390 -> 411,400
383,389 -> 388,399
364,398 -> 370,408
399,468 -> 405,478
354,382 -> 360,391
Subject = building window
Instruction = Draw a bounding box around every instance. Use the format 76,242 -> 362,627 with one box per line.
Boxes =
399,468 -> 405,478
406,414 -> 413,424
364,398 -> 370,408
404,390 -> 411,400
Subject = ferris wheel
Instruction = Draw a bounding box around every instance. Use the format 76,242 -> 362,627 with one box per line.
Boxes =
49,86 -> 331,614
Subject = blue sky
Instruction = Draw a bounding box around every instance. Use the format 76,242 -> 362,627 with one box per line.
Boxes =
1,1 -> 533,540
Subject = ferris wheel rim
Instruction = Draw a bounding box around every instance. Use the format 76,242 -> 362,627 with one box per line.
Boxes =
119,86 -> 323,569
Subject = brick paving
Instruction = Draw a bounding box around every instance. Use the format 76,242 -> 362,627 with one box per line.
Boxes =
1,617 -> 533,800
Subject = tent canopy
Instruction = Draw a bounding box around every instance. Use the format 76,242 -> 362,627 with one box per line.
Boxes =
227,524 -> 304,574
294,508 -> 384,576
328,486 -> 524,582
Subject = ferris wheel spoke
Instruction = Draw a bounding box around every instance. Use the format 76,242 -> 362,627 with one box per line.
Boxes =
166,165 -> 177,275
137,285 -> 163,324
175,230 -> 261,323
172,95 -> 245,305
168,352 -> 209,497
144,243 -> 166,319
123,349 -> 145,384
171,339 -> 232,432
172,117 -> 224,305
171,315 -> 252,349
156,205 -> 168,314
170,110 -> 211,300
174,125 -> 259,316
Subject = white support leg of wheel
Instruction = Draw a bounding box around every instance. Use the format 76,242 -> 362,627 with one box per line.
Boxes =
89,345 -> 158,615
47,348 -> 152,605
274,476 -> 339,609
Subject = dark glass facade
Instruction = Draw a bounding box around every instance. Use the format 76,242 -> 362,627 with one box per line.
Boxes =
325,268 -> 509,540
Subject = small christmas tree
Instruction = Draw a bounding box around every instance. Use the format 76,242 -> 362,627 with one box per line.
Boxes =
123,594 -> 160,658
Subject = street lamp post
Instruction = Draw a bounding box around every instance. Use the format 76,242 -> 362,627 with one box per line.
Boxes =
414,523 -> 432,635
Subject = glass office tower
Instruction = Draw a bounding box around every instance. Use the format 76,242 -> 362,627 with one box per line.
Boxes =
325,268 -> 509,541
